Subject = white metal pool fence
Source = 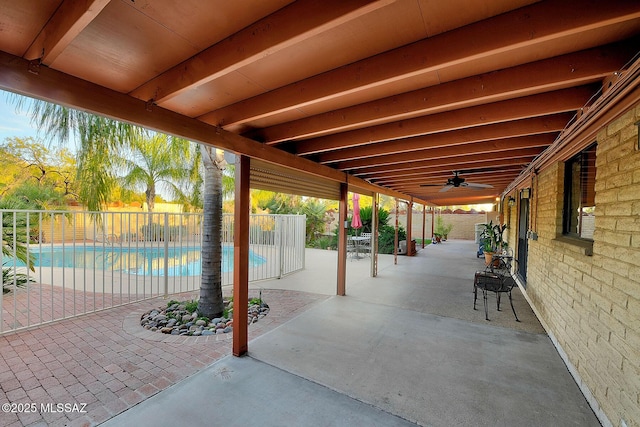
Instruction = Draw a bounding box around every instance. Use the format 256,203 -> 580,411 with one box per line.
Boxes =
0,209 -> 306,334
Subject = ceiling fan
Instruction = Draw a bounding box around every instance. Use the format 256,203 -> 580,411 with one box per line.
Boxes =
421,171 -> 494,192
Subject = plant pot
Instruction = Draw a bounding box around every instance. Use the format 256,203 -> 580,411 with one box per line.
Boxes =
484,251 -> 495,266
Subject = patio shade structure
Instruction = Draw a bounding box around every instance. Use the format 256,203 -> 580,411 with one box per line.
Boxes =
0,0 -> 638,206
1,0 -> 639,365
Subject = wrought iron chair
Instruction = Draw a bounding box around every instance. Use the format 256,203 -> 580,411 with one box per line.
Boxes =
359,232 -> 372,256
347,237 -> 357,260
473,250 -> 520,321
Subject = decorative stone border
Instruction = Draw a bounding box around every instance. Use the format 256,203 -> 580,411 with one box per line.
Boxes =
123,306 -> 233,344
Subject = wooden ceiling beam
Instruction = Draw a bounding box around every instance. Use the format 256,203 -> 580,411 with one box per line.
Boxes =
420,194 -> 504,206
336,134 -> 555,170
353,148 -> 542,177
392,185 -> 516,197
390,176 -> 520,190
130,0 -> 393,104
202,0 -> 640,128
373,168 -> 527,186
255,44 -> 631,143
23,0 -> 111,64
360,155 -> 536,180
0,50 -> 344,184
317,114 -> 570,164
291,87 -> 592,154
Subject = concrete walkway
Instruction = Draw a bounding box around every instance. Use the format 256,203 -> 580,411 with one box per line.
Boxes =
102,241 -> 599,427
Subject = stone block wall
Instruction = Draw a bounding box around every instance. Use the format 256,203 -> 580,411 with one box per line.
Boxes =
524,103 -> 640,427
390,212 -> 490,240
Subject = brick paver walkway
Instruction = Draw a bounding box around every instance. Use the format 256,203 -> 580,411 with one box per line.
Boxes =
0,289 -> 328,426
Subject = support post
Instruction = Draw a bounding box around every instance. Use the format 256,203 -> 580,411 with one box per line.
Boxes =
233,155 -> 250,357
406,201 -> 413,256
394,199 -> 399,265
371,193 -> 378,278
431,207 -> 435,238
163,212 -> 169,297
422,205 -> 426,248
337,183 -> 348,296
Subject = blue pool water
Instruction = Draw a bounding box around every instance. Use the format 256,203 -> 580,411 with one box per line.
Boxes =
11,246 -> 266,277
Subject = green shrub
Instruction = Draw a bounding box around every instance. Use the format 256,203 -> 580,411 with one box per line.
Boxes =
378,225 -> 406,254
2,268 -> 34,294
312,236 -> 332,249
184,300 -> 198,313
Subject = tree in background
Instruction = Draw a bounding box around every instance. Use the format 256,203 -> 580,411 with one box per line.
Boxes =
118,133 -> 195,213
358,206 -> 390,234
1,137 -> 77,207
258,192 -> 330,246
10,96 -> 226,319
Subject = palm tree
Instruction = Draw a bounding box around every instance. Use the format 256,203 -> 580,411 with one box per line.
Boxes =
119,133 -> 194,213
11,95 -> 226,319
197,146 -> 225,318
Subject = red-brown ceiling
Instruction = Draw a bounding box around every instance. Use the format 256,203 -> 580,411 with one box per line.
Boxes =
1,0 -> 639,205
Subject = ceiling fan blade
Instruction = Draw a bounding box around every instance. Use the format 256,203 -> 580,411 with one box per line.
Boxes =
439,184 -> 454,192
465,182 -> 494,189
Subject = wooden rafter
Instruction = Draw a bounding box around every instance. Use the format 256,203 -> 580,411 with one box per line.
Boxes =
200,0 -> 640,128
358,152 -> 540,179
253,43 -> 633,143
130,0 -> 393,103
336,134 -> 556,171
23,0 -> 111,64
290,87 -> 592,154
316,114 -> 571,164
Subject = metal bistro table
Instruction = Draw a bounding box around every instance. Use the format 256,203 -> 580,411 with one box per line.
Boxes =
350,235 -> 370,260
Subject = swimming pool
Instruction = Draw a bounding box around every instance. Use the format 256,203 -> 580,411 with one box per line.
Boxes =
11,246 -> 267,277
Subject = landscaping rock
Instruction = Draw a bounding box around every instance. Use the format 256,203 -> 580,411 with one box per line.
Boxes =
140,296 -> 268,337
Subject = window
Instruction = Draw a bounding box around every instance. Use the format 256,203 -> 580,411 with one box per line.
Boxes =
563,143 -> 596,239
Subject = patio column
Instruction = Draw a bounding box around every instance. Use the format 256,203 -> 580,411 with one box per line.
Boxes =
431,207 -> 435,238
422,205 -> 426,248
371,192 -> 378,277
233,154 -> 250,356
337,183 -> 347,296
394,199 -> 399,265
406,201 -> 413,256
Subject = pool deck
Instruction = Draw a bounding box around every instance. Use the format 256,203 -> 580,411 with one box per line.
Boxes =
0,241 -> 599,426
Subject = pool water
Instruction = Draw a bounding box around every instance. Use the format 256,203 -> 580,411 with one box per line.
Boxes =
11,246 -> 266,277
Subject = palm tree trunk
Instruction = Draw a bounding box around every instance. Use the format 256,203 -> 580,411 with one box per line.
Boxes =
198,145 -> 224,318
145,185 -> 155,240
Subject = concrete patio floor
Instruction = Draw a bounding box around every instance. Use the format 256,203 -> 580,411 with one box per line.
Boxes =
0,240 -> 599,426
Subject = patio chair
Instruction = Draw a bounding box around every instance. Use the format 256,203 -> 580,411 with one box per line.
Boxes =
473,251 -> 520,321
347,238 -> 357,260
359,232 -> 372,256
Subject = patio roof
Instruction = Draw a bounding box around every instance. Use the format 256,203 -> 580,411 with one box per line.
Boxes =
1,0 -> 639,205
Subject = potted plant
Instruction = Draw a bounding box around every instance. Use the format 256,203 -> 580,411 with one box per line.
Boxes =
480,221 -> 507,265
434,216 -> 454,241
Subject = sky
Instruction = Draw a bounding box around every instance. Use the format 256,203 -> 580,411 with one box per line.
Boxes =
0,90 -> 41,142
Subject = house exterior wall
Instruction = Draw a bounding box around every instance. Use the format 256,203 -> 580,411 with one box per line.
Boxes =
522,103 -> 640,427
